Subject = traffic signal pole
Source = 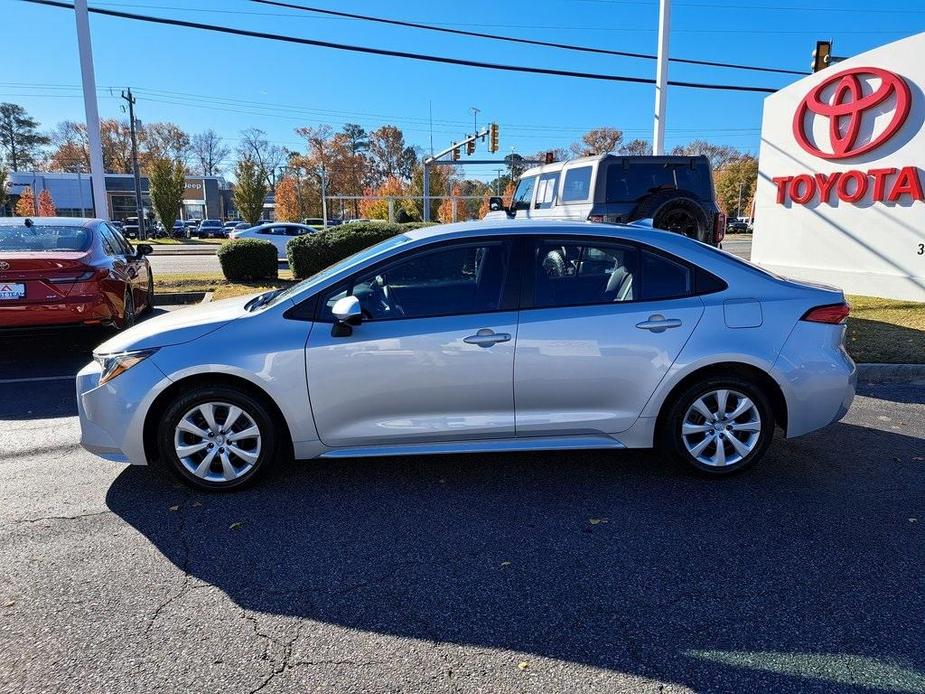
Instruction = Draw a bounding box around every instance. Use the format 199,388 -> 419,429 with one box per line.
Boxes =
423,126 -> 493,222
652,0 -> 671,155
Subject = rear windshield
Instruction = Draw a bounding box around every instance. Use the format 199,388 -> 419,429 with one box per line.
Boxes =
605,162 -> 711,202
0,225 -> 92,252
201,220 -> 221,226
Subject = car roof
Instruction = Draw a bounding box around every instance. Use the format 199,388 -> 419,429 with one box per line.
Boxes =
0,216 -> 99,228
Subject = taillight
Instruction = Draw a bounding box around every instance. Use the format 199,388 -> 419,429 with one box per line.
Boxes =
47,270 -> 98,284
801,302 -> 850,324
713,212 -> 726,245
588,215 -> 605,223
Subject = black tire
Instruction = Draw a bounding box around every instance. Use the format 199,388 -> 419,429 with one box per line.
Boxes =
660,376 -> 775,476
119,290 -> 136,330
157,385 -> 277,491
633,191 -> 711,242
141,269 -> 155,316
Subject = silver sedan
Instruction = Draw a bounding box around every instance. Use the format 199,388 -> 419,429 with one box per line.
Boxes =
76,220 -> 856,491
229,222 -> 316,259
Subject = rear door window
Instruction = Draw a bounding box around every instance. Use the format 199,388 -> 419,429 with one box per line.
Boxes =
639,251 -> 693,300
561,166 -> 593,202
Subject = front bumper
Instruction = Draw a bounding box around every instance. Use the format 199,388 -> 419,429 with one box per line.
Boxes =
76,357 -> 169,465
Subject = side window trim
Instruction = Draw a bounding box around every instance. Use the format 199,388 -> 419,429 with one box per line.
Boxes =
308,236 -> 523,323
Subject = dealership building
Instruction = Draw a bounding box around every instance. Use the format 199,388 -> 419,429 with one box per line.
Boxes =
3,171 -> 237,222
753,32 -> 925,301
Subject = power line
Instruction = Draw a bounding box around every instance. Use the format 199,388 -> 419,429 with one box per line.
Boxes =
574,0 -> 925,13
249,0 -> 806,76
21,0 -> 778,94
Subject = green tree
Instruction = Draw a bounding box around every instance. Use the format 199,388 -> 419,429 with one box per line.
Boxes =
408,163 -> 452,221
714,155 -> 758,218
148,157 -> 186,232
0,103 -> 50,170
234,159 -> 269,226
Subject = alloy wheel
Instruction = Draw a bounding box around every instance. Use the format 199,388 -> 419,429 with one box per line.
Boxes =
173,402 -> 262,483
681,389 -> 762,467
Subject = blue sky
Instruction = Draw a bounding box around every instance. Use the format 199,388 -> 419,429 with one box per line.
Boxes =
5,0 -> 925,180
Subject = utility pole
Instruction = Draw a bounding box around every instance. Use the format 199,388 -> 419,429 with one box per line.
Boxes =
652,0 -> 671,155
74,0 -> 108,220
320,161 -> 328,228
422,162 -> 431,222
121,88 -> 145,239
737,180 -> 745,219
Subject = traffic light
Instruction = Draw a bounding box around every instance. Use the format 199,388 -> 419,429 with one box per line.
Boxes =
488,123 -> 499,153
451,143 -> 460,161
812,40 -> 832,73
465,137 -> 475,156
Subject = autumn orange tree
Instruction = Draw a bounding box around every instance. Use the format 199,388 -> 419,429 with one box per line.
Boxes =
15,186 -> 35,216
502,181 -> 516,208
478,192 -> 490,219
37,189 -> 56,216
274,177 -> 300,221
359,176 -> 406,220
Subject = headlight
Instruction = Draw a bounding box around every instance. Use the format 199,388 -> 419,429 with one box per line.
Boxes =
94,349 -> 158,385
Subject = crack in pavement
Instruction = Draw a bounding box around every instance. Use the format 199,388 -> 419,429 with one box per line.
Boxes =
9,510 -> 110,524
248,622 -> 304,694
144,505 -> 193,636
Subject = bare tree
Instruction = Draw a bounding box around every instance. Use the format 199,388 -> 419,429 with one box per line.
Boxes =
190,129 -> 230,176
142,122 -> 191,171
569,127 -> 624,157
618,139 -> 652,156
670,140 -> 743,171
237,128 -> 286,186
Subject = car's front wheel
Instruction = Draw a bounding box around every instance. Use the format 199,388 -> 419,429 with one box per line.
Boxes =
661,376 -> 775,475
157,386 -> 277,491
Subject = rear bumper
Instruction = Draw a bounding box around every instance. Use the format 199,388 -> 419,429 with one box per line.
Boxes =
0,294 -> 114,329
773,322 -> 857,438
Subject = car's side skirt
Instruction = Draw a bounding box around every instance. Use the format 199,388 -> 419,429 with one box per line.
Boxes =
317,434 -> 625,459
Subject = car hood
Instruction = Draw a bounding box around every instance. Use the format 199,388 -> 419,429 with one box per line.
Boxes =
95,295 -> 255,354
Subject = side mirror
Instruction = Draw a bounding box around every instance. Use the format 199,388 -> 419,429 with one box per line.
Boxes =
488,196 -> 505,212
135,243 -> 153,257
331,295 -> 362,336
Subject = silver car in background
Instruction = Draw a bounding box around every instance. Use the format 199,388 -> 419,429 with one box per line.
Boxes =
76,220 -> 856,491
229,222 -> 316,260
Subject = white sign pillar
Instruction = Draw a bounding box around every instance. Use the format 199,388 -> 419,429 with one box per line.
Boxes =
652,0 -> 671,155
74,0 -> 108,220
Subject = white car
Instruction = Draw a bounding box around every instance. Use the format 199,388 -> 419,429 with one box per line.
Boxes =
76,220 -> 856,491
230,223 -> 316,259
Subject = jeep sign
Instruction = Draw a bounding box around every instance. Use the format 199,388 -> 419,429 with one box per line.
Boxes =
752,33 -> 925,301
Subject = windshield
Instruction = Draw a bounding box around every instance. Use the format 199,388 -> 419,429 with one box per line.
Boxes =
0,224 -> 92,252
201,220 -> 221,227
263,233 -> 413,309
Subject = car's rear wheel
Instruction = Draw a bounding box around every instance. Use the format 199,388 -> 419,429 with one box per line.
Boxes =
661,376 -> 774,475
157,386 -> 277,491
119,290 -> 136,330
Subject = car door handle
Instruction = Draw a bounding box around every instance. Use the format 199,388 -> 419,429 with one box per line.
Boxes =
464,329 -> 512,347
635,315 -> 682,333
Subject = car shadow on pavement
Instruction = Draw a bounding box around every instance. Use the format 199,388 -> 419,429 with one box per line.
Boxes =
105,422 -> 924,693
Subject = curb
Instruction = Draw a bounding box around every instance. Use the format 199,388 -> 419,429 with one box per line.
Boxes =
857,363 -> 925,384
149,246 -> 218,256
153,291 -> 207,306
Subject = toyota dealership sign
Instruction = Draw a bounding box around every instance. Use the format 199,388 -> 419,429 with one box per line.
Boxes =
752,33 -> 925,301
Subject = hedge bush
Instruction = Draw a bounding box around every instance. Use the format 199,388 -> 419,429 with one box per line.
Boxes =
216,238 -> 278,281
287,222 -> 435,279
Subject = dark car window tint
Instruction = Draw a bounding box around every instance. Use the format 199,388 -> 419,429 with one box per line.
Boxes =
534,241 -> 638,307
0,225 -> 92,252
640,251 -> 692,300
98,226 -> 118,255
107,224 -> 134,255
323,242 -> 511,321
605,162 -> 711,202
534,172 -> 560,209
562,166 -> 593,202
511,176 -> 536,211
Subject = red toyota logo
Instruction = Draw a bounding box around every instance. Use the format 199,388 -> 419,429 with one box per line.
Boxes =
793,66 -> 911,160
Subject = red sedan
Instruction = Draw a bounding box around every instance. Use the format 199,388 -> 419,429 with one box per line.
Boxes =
0,217 -> 154,330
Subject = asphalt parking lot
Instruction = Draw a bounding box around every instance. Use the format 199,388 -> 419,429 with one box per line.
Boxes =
1,306 -> 922,693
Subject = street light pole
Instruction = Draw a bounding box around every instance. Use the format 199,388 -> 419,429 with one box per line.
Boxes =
652,0 -> 671,155
74,0 -> 108,220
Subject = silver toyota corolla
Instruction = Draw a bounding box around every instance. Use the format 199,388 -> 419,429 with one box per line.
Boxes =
77,220 -> 856,491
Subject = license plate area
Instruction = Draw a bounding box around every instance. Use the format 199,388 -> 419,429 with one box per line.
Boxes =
0,283 -> 26,300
